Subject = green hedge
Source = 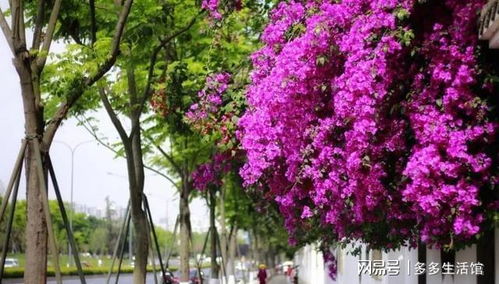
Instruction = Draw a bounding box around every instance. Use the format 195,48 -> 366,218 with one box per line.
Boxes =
2,266 -> 180,278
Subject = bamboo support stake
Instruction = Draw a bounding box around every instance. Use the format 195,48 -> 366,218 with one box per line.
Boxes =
216,229 -> 227,281
114,212 -> 131,284
146,211 -> 159,284
0,8 -> 14,54
143,194 -> 167,279
0,140 -> 26,223
47,156 -> 87,284
198,226 -> 211,283
165,216 -> 179,268
106,201 -> 130,284
0,157 -> 22,278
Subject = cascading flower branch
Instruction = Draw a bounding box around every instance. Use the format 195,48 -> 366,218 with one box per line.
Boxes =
202,0 -> 243,21
187,72 -> 236,191
186,72 -> 231,133
186,71 -> 242,150
192,152 -> 232,191
202,0 -> 223,20
238,0 -> 497,276
400,0 -> 497,244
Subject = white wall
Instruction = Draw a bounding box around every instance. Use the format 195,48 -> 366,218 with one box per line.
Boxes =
496,227 -> 499,284
294,244 -> 326,284
293,238 -> 494,284
383,246 -> 418,284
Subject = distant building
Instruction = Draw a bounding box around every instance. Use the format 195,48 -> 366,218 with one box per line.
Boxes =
73,203 -> 104,218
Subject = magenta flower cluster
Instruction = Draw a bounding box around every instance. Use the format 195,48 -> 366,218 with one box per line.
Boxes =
322,248 -> 337,281
202,0 -> 243,21
202,0 -> 223,20
186,72 -> 231,134
192,153 -> 232,191
238,0 -> 497,262
400,1 -> 496,243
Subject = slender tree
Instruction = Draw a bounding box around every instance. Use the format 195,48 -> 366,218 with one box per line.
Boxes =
0,1 -> 133,282
175,2 -> 275,280
98,35 -> 195,284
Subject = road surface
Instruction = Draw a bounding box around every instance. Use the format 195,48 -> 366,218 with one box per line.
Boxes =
269,275 -> 289,284
3,269 -> 211,283
4,273 -> 168,283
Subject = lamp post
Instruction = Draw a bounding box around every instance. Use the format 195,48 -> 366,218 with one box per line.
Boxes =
53,140 -> 94,266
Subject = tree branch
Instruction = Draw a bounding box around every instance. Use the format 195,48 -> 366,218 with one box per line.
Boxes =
108,0 -> 133,64
143,165 -> 180,191
36,0 -> 62,69
128,14 -> 199,140
0,8 -> 14,53
127,65 -> 139,115
98,87 -> 129,142
127,64 -> 144,142
83,0 -> 133,86
89,0 -> 97,45
76,115 -> 181,191
77,116 -> 118,154
18,0 -> 26,48
142,130 -> 182,176
138,13 -> 200,113
10,0 -> 25,49
42,0 -> 134,149
31,0 -> 46,50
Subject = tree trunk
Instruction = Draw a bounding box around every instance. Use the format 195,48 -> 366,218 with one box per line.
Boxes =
124,154 -> 149,284
105,196 -> 115,255
227,226 -> 237,278
131,206 -> 149,284
105,133 -> 149,284
209,188 -> 219,280
14,56 -> 48,284
247,232 -> 254,269
24,149 -> 48,284
271,249 -> 276,270
179,180 -> 191,282
129,105 -> 149,284
252,231 -> 260,268
219,187 -> 228,278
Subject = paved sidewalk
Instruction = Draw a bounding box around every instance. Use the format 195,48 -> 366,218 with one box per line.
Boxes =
269,275 -> 289,284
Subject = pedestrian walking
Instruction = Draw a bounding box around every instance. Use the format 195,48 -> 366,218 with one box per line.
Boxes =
258,264 -> 268,284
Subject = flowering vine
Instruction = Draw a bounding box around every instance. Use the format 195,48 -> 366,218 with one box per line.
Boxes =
238,0 -> 497,276
185,72 -> 238,147
186,72 -> 238,191
202,0 -> 243,21
202,0 -> 223,20
186,72 -> 231,129
192,152 -> 232,191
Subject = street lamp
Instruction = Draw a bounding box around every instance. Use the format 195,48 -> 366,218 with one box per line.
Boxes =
53,140 -> 94,266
